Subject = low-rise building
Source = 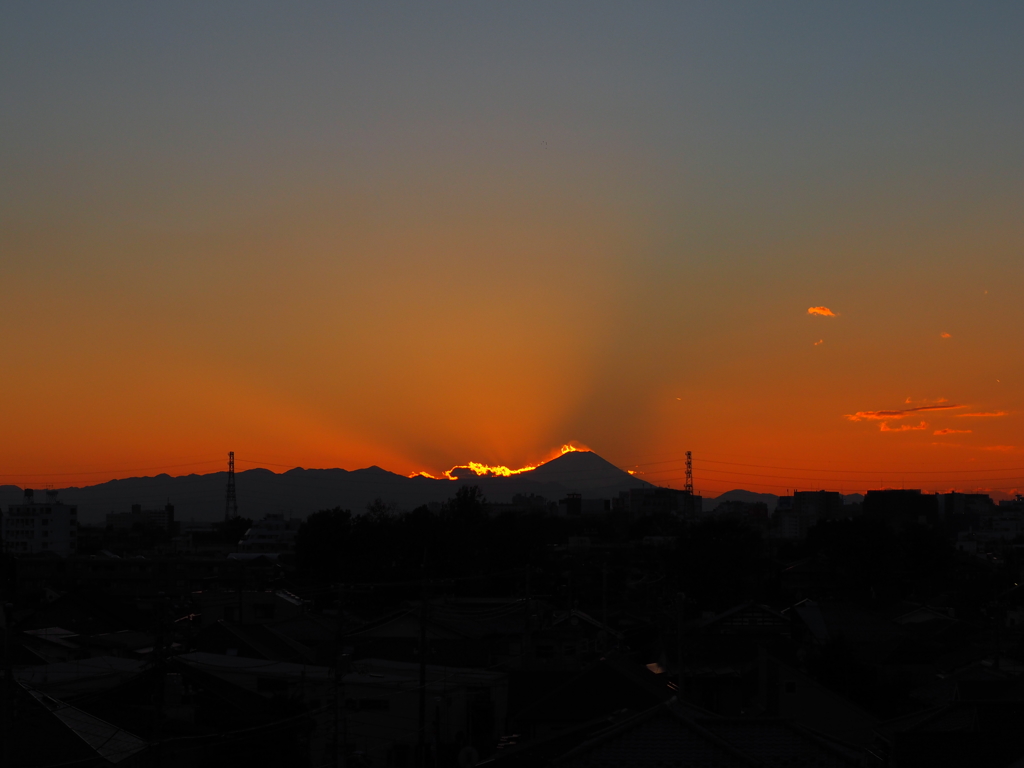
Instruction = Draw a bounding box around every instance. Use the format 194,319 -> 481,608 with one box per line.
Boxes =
238,514 -> 301,554
105,502 -> 175,532
2,488 -> 78,556
617,487 -> 702,518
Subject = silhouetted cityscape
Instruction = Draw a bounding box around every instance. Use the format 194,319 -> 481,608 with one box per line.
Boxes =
3,451 -> 1024,767
5,3 -> 1023,767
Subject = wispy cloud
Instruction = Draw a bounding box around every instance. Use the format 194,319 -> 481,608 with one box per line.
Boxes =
813,339 -> 824,346
934,428 -> 971,435
956,411 -> 1008,418
808,306 -> 837,317
880,421 -> 928,432
940,332 -> 952,339
981,445 -> 1017,452
846,404 -> 965,421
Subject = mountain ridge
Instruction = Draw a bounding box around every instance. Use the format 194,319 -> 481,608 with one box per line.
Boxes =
0,454 -> 868,524
0,451 -> 653,524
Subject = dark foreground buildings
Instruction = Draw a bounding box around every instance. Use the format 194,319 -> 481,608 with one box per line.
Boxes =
3,485 -> 1024,767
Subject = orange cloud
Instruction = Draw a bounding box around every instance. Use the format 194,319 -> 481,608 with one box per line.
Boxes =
880,421 -> 928,432
846,403 -> 965,421
956,411 -> 1009,418
981,445 -> 1017,452
934,428 -> 971,435
940,332 -> 952,339
808,306 -> 837,317
813,339 -> 824,346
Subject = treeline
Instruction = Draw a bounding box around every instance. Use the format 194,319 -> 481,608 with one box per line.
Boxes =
289,486 -> 1001,619
295,486 -> 770,614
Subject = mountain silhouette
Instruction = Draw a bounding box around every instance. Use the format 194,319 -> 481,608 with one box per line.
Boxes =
527,450 -> 651,494
0,451 -> 653,525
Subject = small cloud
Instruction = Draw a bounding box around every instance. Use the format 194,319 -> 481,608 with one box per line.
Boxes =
934,428 -> 972,435
846,403 -> 965,421
956,411 -> 1008,418
808,306 -> 837,317
814,339 -> 824,346
940,332 -> 952,339
880,421 -> 928,432
982,445 -> 1016,452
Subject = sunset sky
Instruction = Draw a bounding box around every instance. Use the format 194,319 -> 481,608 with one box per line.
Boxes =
2,3 -> 1022,497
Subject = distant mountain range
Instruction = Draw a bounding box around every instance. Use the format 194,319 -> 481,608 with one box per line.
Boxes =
0,451 -> 864,525
0,451 -> 652,525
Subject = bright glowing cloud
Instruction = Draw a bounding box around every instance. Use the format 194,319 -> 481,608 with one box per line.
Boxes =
940,332 -> 952,339
934,428 -> 971,435
956,411 -> 1009,418
814,339 -> 824,346
808,306 -> 837,317
879,421 -> 928,432
846,404 -> 965,421
412,443 -> 589,481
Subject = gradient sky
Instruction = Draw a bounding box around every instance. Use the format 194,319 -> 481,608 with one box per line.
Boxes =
2,2 -> 1022,496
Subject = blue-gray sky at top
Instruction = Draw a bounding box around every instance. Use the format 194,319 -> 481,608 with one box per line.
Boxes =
2,2 -> 1022,490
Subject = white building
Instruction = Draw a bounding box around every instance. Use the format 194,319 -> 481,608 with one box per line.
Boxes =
2,489 -> 78,556
238,514 -> 301,554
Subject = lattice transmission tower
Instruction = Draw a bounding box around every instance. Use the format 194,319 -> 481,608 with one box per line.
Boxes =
224,451 -> 238,521
683,451 -> 695,517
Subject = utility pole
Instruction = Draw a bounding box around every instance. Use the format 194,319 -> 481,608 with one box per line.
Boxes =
602,560 -> 609,631
152,593 -> 166,768
224,451 -> 238,521
417,582 -> 428,768
236,560 -> 244,624
333,583 -> 345,768
676,593 -> 685,697
684,451 -> 694,517
3,603 -> 13,768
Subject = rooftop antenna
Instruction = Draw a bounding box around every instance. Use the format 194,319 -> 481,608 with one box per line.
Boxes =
225,451 -> 238,521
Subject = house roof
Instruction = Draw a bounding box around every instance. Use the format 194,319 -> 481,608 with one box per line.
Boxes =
513,655 -> 683,727
343,609 -> 468,641
551,609 -> 623,640
345,657 -> 506,689
555,702 -> 756,768
788,601 -> 909,663
696,717 -> 863,768
177,651 -> 331,681
696,602 -> 789,634
15,656 -> 146,701
199,619 -> 314,662
23,684 -> 148,764
555,701 -> 862,768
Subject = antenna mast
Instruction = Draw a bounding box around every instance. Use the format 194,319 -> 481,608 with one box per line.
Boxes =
683,451 -> 695,517
225,451 -> 238,521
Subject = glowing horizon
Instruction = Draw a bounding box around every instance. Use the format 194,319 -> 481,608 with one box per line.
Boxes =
2,5 -> 1021,500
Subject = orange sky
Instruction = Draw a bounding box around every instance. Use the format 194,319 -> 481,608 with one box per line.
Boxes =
2,5 -> 1022,498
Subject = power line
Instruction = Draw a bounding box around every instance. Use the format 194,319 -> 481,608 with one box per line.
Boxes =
642,465 -> 1024,485
0,459 -> 224,477
624,454 -> 1024,475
